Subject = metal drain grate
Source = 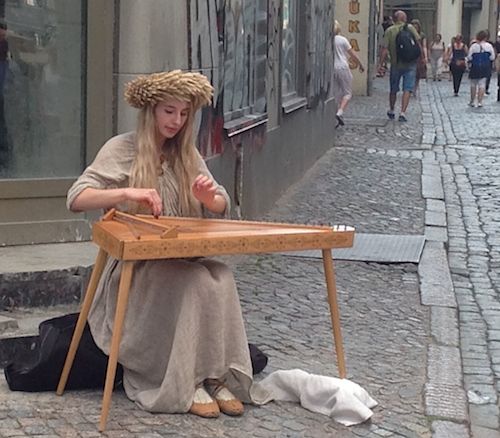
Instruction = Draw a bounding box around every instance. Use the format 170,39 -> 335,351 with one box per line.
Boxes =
280,234 -> 425,263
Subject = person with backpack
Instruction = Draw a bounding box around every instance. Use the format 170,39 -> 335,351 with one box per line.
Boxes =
377,10 -> 421,122
467,30 -> 495,107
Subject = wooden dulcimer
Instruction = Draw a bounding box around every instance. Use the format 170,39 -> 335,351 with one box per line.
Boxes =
58,208 -> 355,431
95,209 -> 355,260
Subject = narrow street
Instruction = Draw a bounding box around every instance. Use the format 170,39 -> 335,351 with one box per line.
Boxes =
0,77 -> 499,438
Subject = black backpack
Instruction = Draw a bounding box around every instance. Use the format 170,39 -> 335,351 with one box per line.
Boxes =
395,24 -> 421,63
4,313 -> 268,392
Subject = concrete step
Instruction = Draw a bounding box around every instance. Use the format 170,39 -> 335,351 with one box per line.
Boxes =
0,241 -> 97,310
0,303 -> 80,368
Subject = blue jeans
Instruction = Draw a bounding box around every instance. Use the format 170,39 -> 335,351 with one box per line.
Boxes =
390,65 -> 417,93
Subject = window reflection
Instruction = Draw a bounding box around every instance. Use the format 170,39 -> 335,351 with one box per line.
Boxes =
282,0 -> 297,99
0,0 -> 84,178
222,1 -> 267,121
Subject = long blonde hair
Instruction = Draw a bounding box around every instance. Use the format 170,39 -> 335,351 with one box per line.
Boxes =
128,101 -> 202,217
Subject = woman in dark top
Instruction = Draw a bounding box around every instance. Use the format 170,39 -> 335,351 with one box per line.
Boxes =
447,34 -> 468,96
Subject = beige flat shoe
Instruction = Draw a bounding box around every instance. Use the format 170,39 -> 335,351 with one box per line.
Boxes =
205,379 -> 244,417
189,386 -> 220,418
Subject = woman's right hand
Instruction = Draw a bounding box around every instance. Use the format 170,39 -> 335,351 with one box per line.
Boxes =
125,188 -> 163,216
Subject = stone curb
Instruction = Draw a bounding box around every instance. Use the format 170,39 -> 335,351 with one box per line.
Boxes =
419,85 -> 470,438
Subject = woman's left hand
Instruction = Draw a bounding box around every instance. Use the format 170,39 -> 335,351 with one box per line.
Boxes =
192,174 -> 217,206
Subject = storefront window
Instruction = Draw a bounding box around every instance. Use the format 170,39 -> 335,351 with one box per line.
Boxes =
0,0 -> 84,178
221,1 -> 267,122
282,0 -> 298,99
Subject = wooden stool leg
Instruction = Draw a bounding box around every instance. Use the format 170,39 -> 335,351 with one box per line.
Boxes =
99,260 -> 134,432
57,248 -> 109,395
322,249 -> 347,378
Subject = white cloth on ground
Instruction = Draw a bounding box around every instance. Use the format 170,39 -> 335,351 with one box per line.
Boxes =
254,369 -> 377,426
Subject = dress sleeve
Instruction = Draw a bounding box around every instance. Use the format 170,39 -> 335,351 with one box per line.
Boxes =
66,134 -> 136,210
194,149 -> 231,219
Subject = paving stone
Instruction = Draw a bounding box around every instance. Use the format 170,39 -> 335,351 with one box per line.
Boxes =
431,421 -> 469,438
427,345 -> 462,385
469,404 -> 499,429
424,383 -> 468,421
430,307 -> 459,346
471,425 -> 500,438
425,226 -> 448,243
422,175 -> 445,199
419,242 -> 456,307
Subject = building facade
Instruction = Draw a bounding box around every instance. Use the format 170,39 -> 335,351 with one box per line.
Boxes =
0,0 -> 337,246
336,0 -> 378,96
383,0 -> 499,45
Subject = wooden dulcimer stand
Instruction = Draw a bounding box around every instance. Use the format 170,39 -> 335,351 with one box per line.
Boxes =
56,209 -> 355,431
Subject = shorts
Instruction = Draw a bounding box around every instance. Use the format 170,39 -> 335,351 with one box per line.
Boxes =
389,65 -> 417,93
470,77 -> 487,89
333,68 -> 353,103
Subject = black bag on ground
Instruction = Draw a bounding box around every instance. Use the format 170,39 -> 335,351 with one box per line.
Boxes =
4,313 -> 269,392
396,24 -> 421,63
249,342 -> 268,375
4,313 -> 123,392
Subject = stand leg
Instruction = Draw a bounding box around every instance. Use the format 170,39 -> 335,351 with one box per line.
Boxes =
322,249 -> 347,378
99,261 -> 134,432
56,248 -> 108,395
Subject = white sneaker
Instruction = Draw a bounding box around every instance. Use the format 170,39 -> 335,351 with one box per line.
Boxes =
477,103 -> 483,108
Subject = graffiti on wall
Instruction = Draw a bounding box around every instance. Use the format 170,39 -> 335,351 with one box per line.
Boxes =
266,0 -> 281,129
188,0 -> 267,158
282,0 -> 297,97
305,0 -> 334,107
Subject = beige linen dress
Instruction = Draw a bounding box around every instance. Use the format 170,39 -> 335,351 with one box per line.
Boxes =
67,132 -> 258,413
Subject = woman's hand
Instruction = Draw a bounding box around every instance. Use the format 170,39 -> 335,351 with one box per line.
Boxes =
125,188 -> 163,216
70,187 -> 161,215
192,174 -> 227,214
192,174 -> 217,205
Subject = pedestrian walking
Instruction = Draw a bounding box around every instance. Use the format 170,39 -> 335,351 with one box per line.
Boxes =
410,19 -> 428,98
66,70 -> 259,419
467,30 -> 495,107
495,34 -> 500,101
332,20 -> 364,127
429,33 -> 445,81
377,10 -> 421,122
443,36 -> 456,81
447,34 -> 468,96
376,16 -> 393,77
484,30 -> 495,95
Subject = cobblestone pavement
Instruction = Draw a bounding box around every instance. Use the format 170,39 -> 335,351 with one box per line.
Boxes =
424,76 -> 500,438
3,77 -> 498,437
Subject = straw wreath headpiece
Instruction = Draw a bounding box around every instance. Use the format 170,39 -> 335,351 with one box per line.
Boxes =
124,70 -> 213,110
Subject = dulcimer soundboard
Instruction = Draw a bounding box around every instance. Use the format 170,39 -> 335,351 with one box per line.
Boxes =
94,209 -> 355,260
